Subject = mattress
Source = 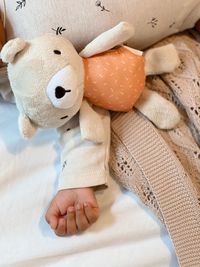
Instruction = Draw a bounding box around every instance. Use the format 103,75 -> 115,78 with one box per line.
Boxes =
0,98 -> 178,267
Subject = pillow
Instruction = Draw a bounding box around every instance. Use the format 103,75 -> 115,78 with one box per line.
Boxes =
0,0 -> 200,51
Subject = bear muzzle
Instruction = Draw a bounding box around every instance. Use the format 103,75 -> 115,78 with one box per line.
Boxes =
46,65 -> 81,109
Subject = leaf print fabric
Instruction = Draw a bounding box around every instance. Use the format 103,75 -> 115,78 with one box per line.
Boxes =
16,0 -> 26,11
2,0 -> 200,51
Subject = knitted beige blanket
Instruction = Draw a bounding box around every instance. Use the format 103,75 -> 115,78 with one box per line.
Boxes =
110,32 -> 200,267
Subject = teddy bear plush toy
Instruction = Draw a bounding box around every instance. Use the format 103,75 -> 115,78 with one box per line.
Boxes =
1,21 -> 180,140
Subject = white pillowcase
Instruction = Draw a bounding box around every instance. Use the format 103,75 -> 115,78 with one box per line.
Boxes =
0,0 -> 200,50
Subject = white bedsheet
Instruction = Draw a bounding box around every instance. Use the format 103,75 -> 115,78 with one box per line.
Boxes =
0,99 -> 178,267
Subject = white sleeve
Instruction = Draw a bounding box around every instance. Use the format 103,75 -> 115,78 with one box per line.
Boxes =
57,109 -> 110,190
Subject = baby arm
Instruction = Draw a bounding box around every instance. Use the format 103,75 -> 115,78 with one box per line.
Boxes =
46,109 -> 110,236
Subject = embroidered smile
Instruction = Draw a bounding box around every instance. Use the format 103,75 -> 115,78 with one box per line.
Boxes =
60,115 -> 69,120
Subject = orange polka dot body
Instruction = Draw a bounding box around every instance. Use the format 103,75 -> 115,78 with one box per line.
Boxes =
83,47 -> 145,112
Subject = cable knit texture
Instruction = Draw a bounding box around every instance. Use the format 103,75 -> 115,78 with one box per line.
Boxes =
110,32 -> 200,267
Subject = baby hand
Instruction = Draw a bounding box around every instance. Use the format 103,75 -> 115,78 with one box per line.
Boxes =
45,187 -> 99,236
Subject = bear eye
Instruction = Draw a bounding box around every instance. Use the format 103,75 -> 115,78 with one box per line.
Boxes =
54,50 -> 61,55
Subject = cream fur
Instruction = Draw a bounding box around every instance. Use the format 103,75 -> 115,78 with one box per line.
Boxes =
144,44 -> 181,75
18,114 -> 37,139
135,88 -> 180,129
80,22 -> 135,57
1,38 -> 27,63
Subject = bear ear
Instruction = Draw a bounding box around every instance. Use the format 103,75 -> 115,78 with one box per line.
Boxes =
18,113 -> 38,139
1,38 -> 27,63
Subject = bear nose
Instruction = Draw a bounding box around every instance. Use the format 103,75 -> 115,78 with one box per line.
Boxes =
55,86 -> 71,99
47,66 -> 80,109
